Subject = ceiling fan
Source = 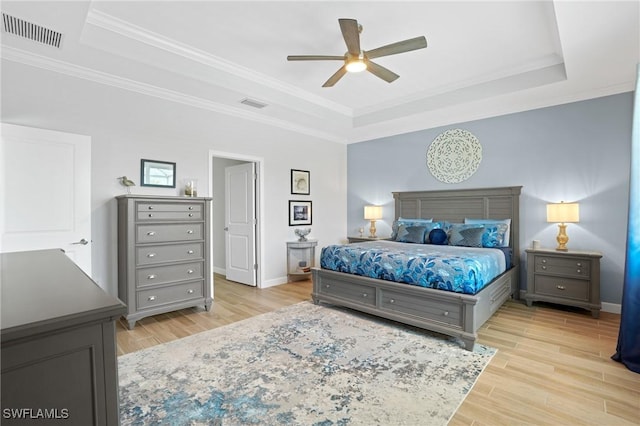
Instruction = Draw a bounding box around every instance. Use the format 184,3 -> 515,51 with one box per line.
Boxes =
287,18 -> 427,87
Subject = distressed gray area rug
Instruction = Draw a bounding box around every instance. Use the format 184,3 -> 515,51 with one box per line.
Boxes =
118,302 -> 495,425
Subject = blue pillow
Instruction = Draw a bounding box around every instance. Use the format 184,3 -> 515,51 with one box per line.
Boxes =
391,218 -> 433,239
428,228 -> 448,245
465,218 -> 511,247
448,224 -> 484,247
481,223 -> 509,248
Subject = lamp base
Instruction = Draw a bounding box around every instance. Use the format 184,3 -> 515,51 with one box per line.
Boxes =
555,223 -> 569,251
368,220 -> 377,239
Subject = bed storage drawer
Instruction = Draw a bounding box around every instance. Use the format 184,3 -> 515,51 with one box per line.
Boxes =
380,289 -> 462,326
318,280 -> 376,306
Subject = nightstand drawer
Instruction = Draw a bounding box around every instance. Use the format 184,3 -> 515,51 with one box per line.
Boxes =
535,256 -> 590,278
534,275 -> 589,301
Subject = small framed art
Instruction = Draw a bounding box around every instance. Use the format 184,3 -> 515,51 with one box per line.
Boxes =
291,169 -> 310,195
289,200 -> 312,226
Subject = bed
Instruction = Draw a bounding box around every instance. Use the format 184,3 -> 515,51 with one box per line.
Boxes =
311,186 -> 522,351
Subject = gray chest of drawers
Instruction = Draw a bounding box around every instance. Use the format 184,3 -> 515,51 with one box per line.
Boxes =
525,248 -> 602,318
117,195 -> 213,329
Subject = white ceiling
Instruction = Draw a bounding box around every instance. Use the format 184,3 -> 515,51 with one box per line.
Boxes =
1,1 -> 638,144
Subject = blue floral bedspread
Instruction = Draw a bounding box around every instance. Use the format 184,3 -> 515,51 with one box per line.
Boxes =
320,241 -> 507,295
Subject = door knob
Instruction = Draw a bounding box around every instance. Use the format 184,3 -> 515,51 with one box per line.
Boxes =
71,238 -> 89,245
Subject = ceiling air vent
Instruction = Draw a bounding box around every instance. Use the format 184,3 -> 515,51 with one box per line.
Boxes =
240,98 -> 268,109
2,12 -> 63,48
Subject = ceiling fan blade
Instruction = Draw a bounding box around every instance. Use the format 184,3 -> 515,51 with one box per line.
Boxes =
287,55 -> 345,61
338,18 -> 361,56
366,60 -> 400,83
323,66 -> 347,87
365,36 -> 427,59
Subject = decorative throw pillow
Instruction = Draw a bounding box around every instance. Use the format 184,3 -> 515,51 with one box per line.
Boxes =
428,228 -> 448,245
465,218 -> 511,247
395,224 -> 427,244
480,223 -> 509,248
448,224 -> 484,247
391,218 -> 433,240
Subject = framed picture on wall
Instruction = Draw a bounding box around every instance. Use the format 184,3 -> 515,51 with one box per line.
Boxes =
289,200 -> 312,226
291,169 -> 310,195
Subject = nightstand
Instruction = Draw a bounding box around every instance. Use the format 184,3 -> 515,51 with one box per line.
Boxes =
525,248 -> 602,318
347,236 -> 389,243
286,240 -> 317,281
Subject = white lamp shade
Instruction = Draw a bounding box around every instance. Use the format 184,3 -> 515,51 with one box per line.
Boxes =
364,205 -> 383,220
547,202 -> 580,223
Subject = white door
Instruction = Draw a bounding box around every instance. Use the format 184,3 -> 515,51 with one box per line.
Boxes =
224,162 -> 257,286
0,124 -> 92,276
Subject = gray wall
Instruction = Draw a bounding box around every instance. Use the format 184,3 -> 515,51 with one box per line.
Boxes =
347,93 -> 633,306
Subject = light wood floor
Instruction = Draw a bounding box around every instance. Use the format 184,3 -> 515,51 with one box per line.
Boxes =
116,275 -> 639,425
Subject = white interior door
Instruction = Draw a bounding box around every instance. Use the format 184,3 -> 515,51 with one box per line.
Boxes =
0,123 -> 92,276
224,162 -> 257,286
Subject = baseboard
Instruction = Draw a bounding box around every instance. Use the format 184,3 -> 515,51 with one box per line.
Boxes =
213,266 -> 226,275
260,276 -> 288,289
518,290 -> 621,314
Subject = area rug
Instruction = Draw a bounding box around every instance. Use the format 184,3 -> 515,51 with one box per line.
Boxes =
118,302 -> 495,425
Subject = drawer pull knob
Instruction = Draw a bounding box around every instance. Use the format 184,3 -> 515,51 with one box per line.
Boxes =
576,262 -> 582,267
189,213 -> 194,217
148,206 -> 154,210
443,311 -> 449,316
147,253 -> 156,258
147,274 -> 156,280
187,289 -> 194,294
187,269 -> 194,274
556,285 -> 566,290
576,269 -> 581,273
325,284 -> 330,288
147,231 -> 156,236
187,250 -> 194,254
187,230 -> 194,234
542,266 -> 547,270
188,206 -> 194,210
148,296 -> 156,301
362,293 -> 367,297
542,259 -> 547,263
389,299 -> 395,304
148,214 -> 153,217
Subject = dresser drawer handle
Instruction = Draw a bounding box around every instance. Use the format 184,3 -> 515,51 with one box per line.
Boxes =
576,269 -> 581,273
443,311 -> 449,316
147,253 -> 156,258
147,231 -> 156,236
188,206 -> 194,210
556,285 -> 566,290
541,259 -> 547,263
187,289 -> 194,294
389,299 -> 395,304
148,295 -> 156,301
576,262 -> 582,267
188,213 -> 194,217
187,230 -> 194,234
187,269 -> 194,274
148,214 -> 153,217
362,293 -> 368,297
542,266 -> 547,270
187,250 -> 194,254
325,284 -> 330,288
147,274 -> 156,280
148,206 -> 154,210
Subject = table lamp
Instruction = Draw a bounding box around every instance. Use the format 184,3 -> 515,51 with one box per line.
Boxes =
546,201 -> 580,251
364,205 -> 383,238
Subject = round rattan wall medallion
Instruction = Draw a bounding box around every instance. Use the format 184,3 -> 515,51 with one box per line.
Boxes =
426,129 -> 482,183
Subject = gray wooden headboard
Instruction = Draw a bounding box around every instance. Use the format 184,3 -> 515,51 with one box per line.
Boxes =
392,186 -> 522,267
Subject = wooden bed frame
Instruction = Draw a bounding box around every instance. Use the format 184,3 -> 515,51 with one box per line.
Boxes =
312,186 -> 522,351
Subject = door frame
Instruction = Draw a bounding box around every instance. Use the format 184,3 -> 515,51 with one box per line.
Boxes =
209,149 -> 263,288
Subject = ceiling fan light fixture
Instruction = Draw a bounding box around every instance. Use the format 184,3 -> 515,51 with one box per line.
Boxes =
346,58 -> 367,73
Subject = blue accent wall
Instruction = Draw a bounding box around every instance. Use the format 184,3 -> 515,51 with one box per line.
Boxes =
347,93 -> 633,305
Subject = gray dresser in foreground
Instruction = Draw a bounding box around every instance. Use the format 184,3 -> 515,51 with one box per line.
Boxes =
1,249 -> 125,426
117,195 -> 213,329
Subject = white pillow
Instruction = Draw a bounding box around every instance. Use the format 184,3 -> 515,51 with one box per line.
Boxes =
464,218 -> 511,247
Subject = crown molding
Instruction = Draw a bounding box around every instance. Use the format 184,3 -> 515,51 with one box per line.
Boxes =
85,8 -> 352,117
0,46 -> 346,143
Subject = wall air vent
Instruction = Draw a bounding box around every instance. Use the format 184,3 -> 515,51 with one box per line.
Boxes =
2,12 -> 63,48
240,98 -> 268,109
